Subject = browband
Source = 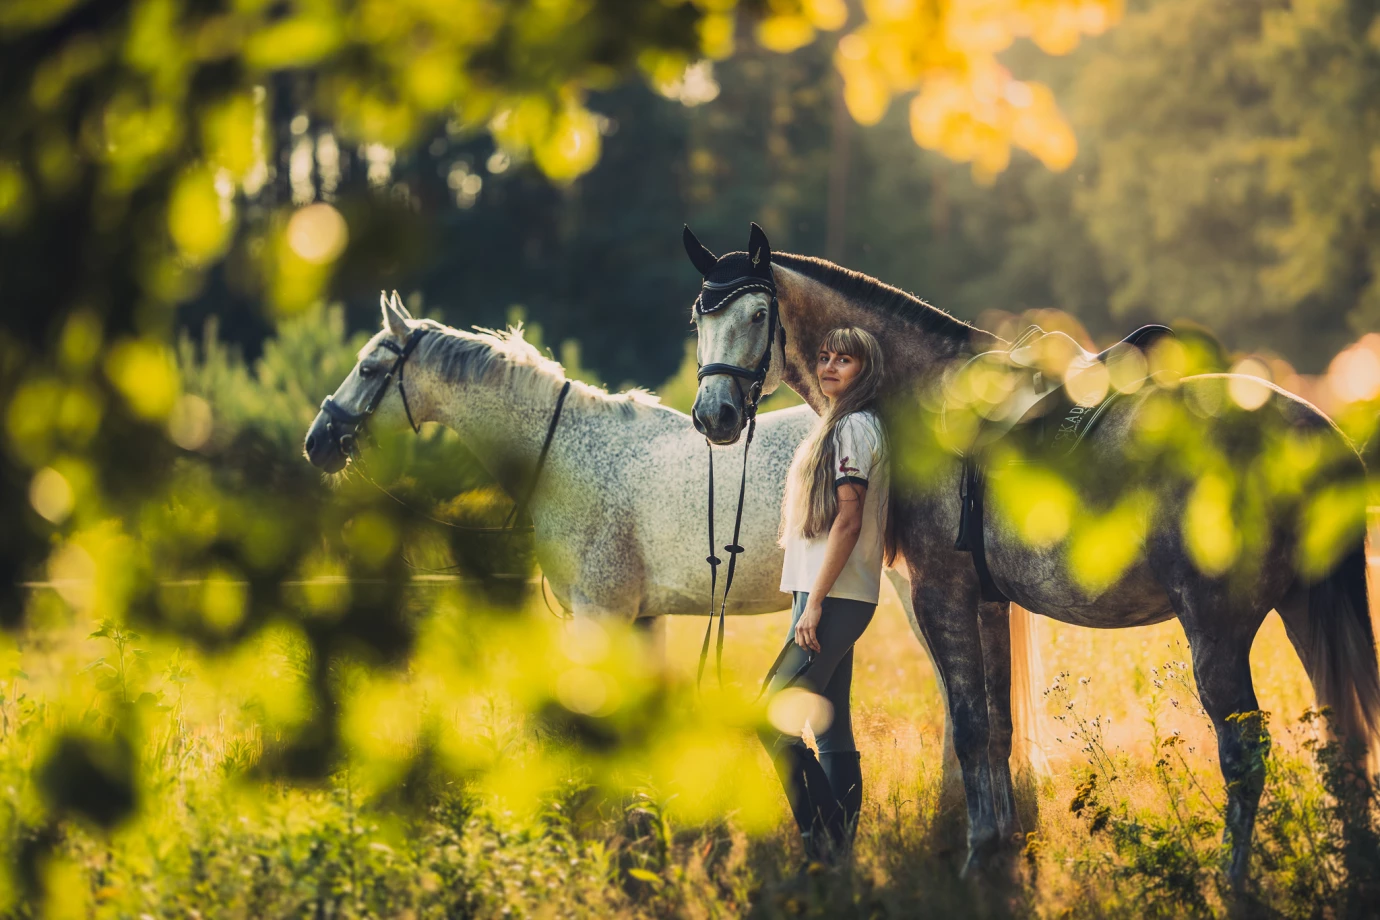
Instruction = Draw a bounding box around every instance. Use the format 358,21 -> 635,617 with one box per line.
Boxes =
696,277 -> 777,315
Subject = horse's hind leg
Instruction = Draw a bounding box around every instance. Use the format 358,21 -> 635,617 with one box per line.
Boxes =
1168,584 -> 1271,889
978,600 -> 1020,843
909,572 -> 1000,876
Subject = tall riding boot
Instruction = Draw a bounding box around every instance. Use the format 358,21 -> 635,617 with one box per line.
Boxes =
819,751 -> 863,852
767,737 -> 846,861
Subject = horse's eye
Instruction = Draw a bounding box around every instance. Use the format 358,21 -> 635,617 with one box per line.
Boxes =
752,310 -> 767,324
359,365 -> 377,379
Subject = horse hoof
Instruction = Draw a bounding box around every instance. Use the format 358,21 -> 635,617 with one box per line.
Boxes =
960,835 -> 1001,879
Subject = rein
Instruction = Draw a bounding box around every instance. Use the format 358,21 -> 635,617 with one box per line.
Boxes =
694,278 -> 782,687
324,327 -> 572,538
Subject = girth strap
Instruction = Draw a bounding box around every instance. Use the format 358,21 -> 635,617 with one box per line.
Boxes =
955,459 -> 1008,604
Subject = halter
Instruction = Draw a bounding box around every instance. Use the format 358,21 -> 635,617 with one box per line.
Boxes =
693,276 -> 784,687
320,327 -> 430,455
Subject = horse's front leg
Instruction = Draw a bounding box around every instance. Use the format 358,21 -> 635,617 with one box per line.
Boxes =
910,570 -> 998,876
977,600 -> 1020,844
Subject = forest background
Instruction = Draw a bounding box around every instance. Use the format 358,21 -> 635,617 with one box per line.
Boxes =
180,0 -> 1380,388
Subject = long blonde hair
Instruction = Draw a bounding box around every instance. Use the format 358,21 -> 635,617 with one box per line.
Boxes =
782,326 -> 886,542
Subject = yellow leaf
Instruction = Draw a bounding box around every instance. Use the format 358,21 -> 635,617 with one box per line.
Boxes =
699,12 -> 736,59
990,461 -> 1077,548
1298,483 -> 1366,578
0,161 -> 29,228
842,69 -> 890,125
1068,494 -> 1151,594
167,168 -> 233,264
202,94 -> 260,179
1183,473 -> 1239,576
533,107 -> 601,182
757,15 -> 815,53
244,17 -> 341,69
105,338 -> 180,420
805,0 -> 848,31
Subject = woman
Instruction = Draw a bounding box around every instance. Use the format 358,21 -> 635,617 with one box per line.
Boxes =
760,325 -> 889,863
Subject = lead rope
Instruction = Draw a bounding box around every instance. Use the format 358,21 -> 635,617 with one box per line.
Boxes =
694,296 -> 779,690
716,413 -> 756,682
695,418 -> 756,688
696,440 -> 720,686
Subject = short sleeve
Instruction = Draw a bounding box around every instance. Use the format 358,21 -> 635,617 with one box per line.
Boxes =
833,413 -> 881,489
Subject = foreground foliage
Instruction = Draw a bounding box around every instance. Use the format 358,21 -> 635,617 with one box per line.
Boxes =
0,588 -> 1374,918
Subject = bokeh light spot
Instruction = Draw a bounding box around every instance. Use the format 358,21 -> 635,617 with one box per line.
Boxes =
1105,345 -> 1148,394
167,394 -> 212,450
556,668 -> 613,715
105,339 -> 179,420
30,467 -> 74,524
561,618 -> 610,666
286,202 -> 348,264
767,687 -> 833,736
1228,358 -> 1273,411
201,570 -> 247,633
344,511 -> 398,568
47,541 -> 96,611
1326,338 -> 1380,403
1065,361 -> 1110,408
167,168 -> 234,264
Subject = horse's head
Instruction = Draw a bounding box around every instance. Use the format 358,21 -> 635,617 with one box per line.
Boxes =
685,222 -> 784,444
304,291 -> 426,473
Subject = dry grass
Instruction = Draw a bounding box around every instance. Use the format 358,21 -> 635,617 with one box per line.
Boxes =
3,563 -> 1376,918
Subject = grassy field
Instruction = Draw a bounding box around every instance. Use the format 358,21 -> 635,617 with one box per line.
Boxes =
2,561 -> 1377,919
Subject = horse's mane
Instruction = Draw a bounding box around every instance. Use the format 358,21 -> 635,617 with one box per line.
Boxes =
772,252 -> 974,341
395,320 -> 662,419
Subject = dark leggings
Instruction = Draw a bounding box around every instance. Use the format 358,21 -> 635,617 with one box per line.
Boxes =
763,591 -> 876,752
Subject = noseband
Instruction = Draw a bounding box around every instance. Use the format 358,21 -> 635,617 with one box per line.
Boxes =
692,277 -> 785,687
320,327 -> 429,455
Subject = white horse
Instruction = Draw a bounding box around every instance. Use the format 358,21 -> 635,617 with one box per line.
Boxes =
303,296 -> 1045,778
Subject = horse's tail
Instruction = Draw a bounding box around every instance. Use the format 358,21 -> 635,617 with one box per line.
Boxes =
1298,536 -> 1380,766
1009,603 -> 1049,776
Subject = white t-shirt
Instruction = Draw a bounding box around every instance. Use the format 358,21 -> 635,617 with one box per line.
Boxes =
779,410 -> 889,604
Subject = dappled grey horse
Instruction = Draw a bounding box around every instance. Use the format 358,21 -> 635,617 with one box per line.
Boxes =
300,297 -> 1047,788
683,223 -> 1380,886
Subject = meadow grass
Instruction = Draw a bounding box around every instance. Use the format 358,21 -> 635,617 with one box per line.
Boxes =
2,565 -> 1377,918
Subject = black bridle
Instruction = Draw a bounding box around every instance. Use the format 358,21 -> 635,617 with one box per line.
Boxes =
693,277 -> 783,687
320,327 -> 431,455
318,326 -> 572,612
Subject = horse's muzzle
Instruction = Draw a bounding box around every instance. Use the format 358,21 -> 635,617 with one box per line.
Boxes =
692,394 -> 744,445
303,412 -> 349,473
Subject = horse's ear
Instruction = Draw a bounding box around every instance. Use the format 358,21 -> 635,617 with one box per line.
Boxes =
747,222 -> 772,272
389,290 -> 413,320
380,290 -> 409,337
683,225 -> 718,276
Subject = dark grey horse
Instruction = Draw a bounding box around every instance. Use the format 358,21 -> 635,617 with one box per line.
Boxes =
683,223 -> 1380,886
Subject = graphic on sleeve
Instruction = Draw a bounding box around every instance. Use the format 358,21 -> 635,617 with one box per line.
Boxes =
839,456 -> 860,475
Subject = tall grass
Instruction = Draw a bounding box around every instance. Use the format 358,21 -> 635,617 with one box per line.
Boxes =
3,576 -> 1376,918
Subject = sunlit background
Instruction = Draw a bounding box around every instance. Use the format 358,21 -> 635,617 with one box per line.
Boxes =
2,0 -> 1379,916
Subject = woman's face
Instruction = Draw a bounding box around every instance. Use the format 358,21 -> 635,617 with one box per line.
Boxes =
817,348 -> 861,401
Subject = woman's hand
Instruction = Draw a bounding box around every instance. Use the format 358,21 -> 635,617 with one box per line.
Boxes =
794,596 -> 823,652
